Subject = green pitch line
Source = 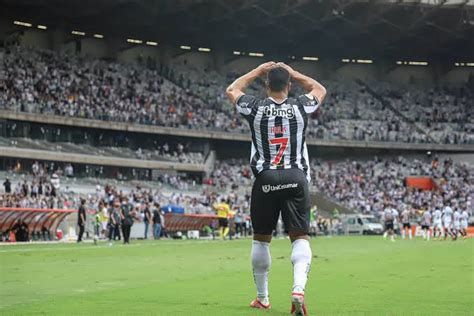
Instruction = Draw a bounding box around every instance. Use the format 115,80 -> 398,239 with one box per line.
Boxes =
0,237 -> 472,315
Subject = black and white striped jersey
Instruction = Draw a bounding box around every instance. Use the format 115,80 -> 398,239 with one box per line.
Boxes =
236,94 -> 319,182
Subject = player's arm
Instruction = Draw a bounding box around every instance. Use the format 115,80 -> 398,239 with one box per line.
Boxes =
226,61 -> 276,105
277,62 -> 326,104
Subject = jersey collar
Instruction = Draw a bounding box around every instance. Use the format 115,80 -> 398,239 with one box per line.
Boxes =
268,97 -> 288,104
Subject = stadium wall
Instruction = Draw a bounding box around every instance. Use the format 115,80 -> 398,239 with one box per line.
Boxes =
81,38 -> 111,59
117,45 -> 160,63
386,66 -> 435,86
20,29 -> 50,49
441,67 -> 474,86
2,111 -> 473,152
171,51 -> 214,69
335,64 -> 380,82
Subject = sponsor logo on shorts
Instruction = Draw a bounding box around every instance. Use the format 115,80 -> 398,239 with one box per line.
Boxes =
261,183 -> 298,193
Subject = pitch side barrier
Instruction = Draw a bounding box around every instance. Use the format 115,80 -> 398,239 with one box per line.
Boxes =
0,208 -> 234,237
0,207 -> 77,237
164,213 -> 220,232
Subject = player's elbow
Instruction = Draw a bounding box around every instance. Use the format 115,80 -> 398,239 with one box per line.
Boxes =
312,85 -> 327,103
226,86 -> 239,104
225,85 -> 234,98
318,85 -> 327,100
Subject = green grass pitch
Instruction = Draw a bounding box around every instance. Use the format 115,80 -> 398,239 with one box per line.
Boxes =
0,236 -> 472,315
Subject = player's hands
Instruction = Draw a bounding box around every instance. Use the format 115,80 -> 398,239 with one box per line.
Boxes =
256,61 -> 276,75
276,62 -> 296,77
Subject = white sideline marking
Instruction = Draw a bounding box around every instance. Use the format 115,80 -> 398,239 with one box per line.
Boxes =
0,240 -> 219,253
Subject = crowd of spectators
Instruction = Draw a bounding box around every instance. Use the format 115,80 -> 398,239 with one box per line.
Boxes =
311,156 -> 473,215
1,155 -> 472,242
372,83 -> 474,144
2,45 -> 472,144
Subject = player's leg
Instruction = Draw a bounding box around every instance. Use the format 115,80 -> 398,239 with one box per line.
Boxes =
249,171 -> 279,309
402,225 -> 406,239
389,227 -> 395,241
408,224 -> 412,240
223,222 -> 229,239
289,232 -> 310,316
281,169 -> 312,315
289,232 -> 312,294
250,234 -> 272,308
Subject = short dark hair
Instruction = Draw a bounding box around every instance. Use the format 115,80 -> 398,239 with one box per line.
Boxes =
267,67 -> 290,92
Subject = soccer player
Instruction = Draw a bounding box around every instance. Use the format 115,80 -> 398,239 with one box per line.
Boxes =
442,203 -> 454,240
214,198 -> 231,240
383,203 -> 396,242
391,206 -> 400,237
452,207 -> 461,240
432,206 -> 443,240
226,61 -> 326,315
401,205 -> 412,240
459,207 -> 469,240
420,208 -> 432,241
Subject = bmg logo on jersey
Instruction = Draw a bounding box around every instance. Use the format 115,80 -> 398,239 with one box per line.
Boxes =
263,105 -> 295,119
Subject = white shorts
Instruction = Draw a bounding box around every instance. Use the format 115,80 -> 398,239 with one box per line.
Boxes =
101,221 -> 108,230
461,221 -> 468,229
444,222 -> 452,229
453,223 -> 461,230
433,221 -> 443,229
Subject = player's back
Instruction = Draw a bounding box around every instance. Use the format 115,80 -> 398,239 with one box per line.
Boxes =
236,94 -> 318,182
453,210 -> 461,222
401,210 -> 410,222
422,211 -> 432,224
384,208 -> 394,221
443,207 -> 453,221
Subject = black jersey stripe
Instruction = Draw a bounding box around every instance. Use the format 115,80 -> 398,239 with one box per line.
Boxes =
289,110 -> 299,169
260,112 -> 271,170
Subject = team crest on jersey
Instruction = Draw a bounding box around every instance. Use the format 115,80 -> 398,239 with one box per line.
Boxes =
262,185 -> 271,193
263,104 -> 295,119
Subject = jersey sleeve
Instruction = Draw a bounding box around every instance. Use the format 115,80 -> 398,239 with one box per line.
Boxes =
235,94 -> 258,117
297,94 -> 319,114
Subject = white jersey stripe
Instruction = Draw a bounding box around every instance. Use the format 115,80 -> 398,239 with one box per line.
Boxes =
253,107 -> 265,173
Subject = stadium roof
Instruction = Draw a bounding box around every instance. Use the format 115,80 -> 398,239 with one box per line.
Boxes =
1,0 -> 473,60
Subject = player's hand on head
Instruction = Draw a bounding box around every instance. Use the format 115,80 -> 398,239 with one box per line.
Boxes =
276,62 -> 295,75
257,61 -> 276,75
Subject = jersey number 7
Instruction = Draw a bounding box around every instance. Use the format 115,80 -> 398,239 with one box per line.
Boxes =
269,137 -> 289,165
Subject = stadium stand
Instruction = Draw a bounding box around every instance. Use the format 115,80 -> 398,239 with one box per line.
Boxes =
3,46 -> 472,145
